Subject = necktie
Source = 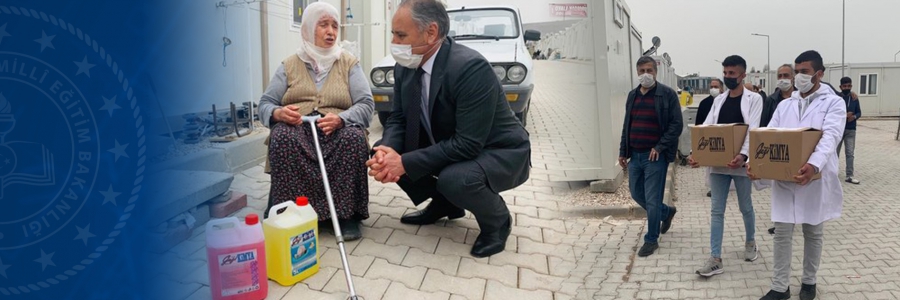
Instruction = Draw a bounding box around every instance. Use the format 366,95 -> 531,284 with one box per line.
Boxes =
405,68 -> 426,152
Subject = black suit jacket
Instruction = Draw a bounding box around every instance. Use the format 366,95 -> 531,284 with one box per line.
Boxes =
380,38 -> 530,198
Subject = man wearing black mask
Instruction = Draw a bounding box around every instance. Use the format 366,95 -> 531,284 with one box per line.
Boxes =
837,77 -> 862,184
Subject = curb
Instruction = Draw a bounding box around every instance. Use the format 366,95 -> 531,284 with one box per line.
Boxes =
564,164 -> 677,218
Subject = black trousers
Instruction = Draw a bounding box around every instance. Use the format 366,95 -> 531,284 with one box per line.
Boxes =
397,160 -> 510,231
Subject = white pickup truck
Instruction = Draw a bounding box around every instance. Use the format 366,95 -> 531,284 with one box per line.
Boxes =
369,5 -> 541,125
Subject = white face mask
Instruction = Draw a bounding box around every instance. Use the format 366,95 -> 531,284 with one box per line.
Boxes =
639,73 -> 656,88
794,72 -> 816,93
776,79 -> 793,91
709,88 -> 721,97
390,43 -> 424,69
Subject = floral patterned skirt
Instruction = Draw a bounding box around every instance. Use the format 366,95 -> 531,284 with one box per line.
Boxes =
266,122 -> 369,221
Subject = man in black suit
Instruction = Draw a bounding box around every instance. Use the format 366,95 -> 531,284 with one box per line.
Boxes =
367,0 -> 530,258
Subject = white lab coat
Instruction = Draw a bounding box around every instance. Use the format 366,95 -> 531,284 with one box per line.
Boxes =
702,87 -> 763,177
759,84 -> 846,225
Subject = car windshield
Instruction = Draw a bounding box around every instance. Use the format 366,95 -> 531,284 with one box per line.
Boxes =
448,9 -> 519,39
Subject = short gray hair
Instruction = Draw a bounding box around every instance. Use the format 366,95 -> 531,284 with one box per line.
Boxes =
710,78 -> 723,87
400,0 -> 450,38
777,63 -> 794,73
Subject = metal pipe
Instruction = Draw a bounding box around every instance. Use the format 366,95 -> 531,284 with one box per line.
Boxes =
751,33 -> 770,92
303,115 -> 358,299
260,0 -> 270,89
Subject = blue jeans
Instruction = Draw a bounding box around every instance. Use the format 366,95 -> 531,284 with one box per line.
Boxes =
709,173 -> 755,258
628,150 -> 671,244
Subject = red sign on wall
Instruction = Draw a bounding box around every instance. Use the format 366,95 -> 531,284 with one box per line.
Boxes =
550,3 -> 588,18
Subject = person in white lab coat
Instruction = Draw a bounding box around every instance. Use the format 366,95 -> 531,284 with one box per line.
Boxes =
689,55 -> 763,277
750,50 -> 845,300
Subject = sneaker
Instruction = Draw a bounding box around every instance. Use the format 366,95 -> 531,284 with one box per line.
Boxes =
800,283 -> 816,300
768,227 -> 776,235
846,177 -> 860,184
760,288 -> 791,300
637,242 -> 658,257
745,241 -> 759,261
696,257 -> 724,277
706,191 -> 712,197
661,207 -> 677,234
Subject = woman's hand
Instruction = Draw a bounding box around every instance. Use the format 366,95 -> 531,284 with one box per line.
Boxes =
317,113 -> 343,135
274,105 -> 302,125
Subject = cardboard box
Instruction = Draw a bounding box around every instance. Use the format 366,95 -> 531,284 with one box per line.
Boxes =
749,128 -> 823,182
690,123 -> 749,167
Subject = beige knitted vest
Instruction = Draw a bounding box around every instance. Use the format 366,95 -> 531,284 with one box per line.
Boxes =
264,52 -> 358,173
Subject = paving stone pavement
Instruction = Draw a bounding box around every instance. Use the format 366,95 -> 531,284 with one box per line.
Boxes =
148,58 -> 900,300
148,60 -> 602,300
574,119 -> 900,300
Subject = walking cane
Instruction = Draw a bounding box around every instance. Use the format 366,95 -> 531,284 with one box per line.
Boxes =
301,115 -> 359,300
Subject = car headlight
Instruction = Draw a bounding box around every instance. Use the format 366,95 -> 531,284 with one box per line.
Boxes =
492,65 -> 507,81
386,69 -> 395,85
507,65 -> 526,83
372,69 -> 385,85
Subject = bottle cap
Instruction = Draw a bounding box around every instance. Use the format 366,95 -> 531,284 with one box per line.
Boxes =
296,196 -> 309,206
245,214 -> 259,225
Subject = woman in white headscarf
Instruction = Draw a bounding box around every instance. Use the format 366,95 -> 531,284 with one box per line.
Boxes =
258,2 -> 374,240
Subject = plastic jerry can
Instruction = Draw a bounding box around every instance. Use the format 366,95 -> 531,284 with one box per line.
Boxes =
206,214 -> 268,300
264,197 -> 319,286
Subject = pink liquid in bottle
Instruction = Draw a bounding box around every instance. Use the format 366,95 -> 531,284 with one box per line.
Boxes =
206,214 -> 268,300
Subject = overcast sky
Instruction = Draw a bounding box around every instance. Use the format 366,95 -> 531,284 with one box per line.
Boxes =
447,0 -> 900,77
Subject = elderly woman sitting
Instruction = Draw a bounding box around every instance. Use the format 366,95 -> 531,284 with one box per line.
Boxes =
258,2 -> 373,240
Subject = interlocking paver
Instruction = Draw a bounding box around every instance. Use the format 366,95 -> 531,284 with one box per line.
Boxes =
318,248 -> 375,277
364,258 -> 427,290
350,238 -> 409,265
386,230 -> 441,253
402,248 -> 461,276
519,268 -> 567,293
488,251 -> 548,275
483,280 -> 553,300
383,282 -> 452,300
322,275 -> 391,300
420,269 -> 486,300
162,57 -> 900,300
416,223 -> 468,244
456,257 -> 518,288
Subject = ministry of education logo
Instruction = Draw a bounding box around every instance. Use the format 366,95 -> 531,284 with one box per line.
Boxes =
0,6 -> 145,296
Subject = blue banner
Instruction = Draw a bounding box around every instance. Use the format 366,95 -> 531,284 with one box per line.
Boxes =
0,0 -> 153,298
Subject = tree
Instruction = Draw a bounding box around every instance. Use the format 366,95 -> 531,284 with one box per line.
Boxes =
750,66 -> 757,73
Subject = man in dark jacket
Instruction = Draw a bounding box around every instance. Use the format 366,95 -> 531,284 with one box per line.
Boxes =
695,79 -> 722,126
696,79 -> 723,198
837,76 -> 862,184
762,64 -> 796,127
618,56 -> 683,257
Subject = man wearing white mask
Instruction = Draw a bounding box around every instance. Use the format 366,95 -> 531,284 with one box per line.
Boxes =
696,78 -> 723,198
751,50 -> 845,300
367,0 -> 530,258
762,64 -> 796,127
618,56 -> 682,257
762,64 -> 796,235
689,55 -> 763,277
